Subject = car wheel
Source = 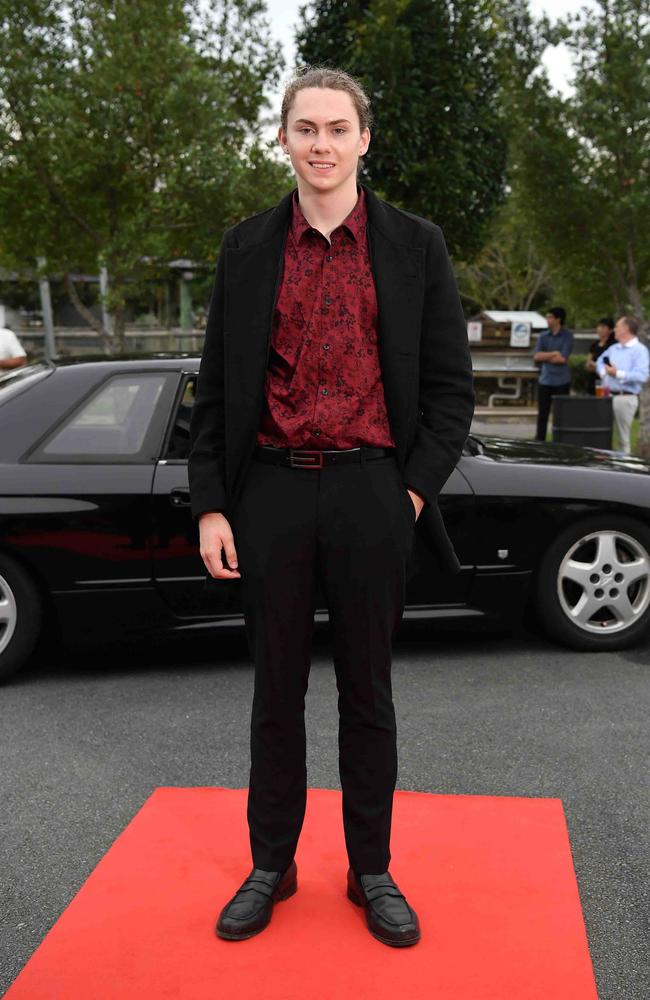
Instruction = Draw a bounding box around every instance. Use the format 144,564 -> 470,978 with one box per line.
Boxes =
0,552 -> 43,682
535,516 -> 650,651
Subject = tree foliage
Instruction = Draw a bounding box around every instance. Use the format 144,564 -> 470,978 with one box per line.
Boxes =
455,196 -> 552,315
0,0 -> 290,348
507,0 -> 650,453
296,0 -> 508,260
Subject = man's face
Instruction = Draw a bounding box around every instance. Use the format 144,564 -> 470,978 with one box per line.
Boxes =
278,87 -> 370,196
546,312 -> 560,332
615,319 -> 631,343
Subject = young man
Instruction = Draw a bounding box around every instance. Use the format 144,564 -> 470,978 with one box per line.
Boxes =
189,68 -> 475,947
533,307 -> 573,441
596,315 -> 649,453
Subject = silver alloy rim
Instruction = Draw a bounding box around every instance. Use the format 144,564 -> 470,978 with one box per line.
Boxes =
0,571 -> 18,656
557,529 -> 650,634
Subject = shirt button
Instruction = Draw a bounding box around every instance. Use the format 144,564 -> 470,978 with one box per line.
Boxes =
323,344 -> 330,350
314,428 -> 321,435
326,255 -> 333,262
321,388 -> 328,396
325,296 -> 333,305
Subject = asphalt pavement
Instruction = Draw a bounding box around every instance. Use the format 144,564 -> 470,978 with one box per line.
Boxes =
1,624 -> 648,999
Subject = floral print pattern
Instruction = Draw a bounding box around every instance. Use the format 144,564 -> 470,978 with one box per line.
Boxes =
256,187 -> 395,449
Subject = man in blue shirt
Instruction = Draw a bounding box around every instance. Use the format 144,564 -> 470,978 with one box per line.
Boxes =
596,315 -> 649,453
533,307 -> 574,441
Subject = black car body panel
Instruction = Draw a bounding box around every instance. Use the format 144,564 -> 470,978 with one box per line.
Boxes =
1,358 -> 649,651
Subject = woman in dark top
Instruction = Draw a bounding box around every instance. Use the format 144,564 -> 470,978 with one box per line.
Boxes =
586,317 -> 616,394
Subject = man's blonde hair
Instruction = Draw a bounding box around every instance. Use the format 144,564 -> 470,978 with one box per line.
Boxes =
280,66 -> 372,132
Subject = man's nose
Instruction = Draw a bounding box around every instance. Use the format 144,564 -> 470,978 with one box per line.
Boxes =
311,132 -> 331,151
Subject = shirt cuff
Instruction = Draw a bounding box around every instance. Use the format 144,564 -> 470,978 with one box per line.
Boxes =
617,369 -> 626,380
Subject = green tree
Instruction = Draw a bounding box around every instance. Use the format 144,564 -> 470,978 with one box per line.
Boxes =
296,0 -> 508,260
455,195 -> 553,315
0,0 -> 290,350
509,0 -> 650,453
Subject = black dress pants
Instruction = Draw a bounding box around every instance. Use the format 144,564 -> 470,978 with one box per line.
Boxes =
230,448 -> 416,875
536,383 -> 570,441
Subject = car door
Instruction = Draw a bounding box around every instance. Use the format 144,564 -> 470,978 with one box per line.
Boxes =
150,373 -> 243,620
404,465 -> 476,611
19,368 -> 178,604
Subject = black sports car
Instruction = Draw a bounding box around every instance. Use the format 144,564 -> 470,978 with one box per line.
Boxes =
1,356 -> 649,681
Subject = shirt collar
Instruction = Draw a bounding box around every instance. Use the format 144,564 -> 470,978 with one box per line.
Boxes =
621,336 -> 639,349
290,185 -> 367,244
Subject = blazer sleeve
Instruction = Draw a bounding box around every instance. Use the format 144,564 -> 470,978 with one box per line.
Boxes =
188,232 -> 231,520
403,225 -> 475,506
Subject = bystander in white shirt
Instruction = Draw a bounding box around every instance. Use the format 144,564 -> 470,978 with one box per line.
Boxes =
596,319 -> 649,453
0,327 -> 27,369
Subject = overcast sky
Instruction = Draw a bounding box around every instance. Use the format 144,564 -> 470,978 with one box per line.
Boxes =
264,0 -> 598,118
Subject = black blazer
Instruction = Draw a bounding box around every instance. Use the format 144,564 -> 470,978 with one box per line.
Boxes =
188,183 -> 475,574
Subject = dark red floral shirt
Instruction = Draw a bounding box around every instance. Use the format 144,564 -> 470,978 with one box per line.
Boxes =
256,186 -> 395,449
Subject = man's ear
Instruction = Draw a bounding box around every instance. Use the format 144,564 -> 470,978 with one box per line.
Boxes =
278,126 -> 287,153
359,128 -> 371,157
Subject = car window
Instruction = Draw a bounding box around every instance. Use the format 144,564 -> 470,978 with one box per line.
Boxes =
40,373 -> 167,458
164,376 -> 196,460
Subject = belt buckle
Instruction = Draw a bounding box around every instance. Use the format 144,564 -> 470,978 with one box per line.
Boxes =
289,449 -> 324,469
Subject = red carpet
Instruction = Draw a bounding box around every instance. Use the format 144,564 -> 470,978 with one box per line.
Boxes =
6,788 -> 598,999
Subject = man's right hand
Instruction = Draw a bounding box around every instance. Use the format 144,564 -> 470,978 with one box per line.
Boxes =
198,512 -> 241,579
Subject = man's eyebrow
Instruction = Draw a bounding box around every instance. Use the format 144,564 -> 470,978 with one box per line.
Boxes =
293,118 -> 353,126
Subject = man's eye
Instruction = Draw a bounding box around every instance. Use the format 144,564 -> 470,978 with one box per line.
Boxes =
333,128 -> 346,135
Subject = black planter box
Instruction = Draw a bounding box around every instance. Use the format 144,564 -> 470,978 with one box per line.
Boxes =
552,394 -> 613,449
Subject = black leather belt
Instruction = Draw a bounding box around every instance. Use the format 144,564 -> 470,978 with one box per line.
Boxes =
609,391 -> 636,396
254,445 -> 395,468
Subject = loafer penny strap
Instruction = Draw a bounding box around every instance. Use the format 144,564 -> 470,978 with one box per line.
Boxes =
364,884 -> 406,903
235,875 -> 279,899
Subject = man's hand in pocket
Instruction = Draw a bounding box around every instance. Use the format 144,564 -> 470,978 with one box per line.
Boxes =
407,489 -> 425,522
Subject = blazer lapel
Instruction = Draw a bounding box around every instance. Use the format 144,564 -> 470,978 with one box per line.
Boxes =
364,184 -> 425,360
224,191 -> 294,399
364,185 -> 425,456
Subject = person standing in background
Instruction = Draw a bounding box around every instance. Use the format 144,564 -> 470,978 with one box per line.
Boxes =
0,326 -> 27,370
533,307 -> 573,441
596,316 -> 649,453
585,317 -> 616,395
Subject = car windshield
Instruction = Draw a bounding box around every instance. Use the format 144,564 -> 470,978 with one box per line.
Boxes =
0,362 -> 51,404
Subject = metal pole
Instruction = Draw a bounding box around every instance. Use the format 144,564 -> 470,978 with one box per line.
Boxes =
99,266 -> 113,337
179,274 -> 193,331
36,257 -> 57,360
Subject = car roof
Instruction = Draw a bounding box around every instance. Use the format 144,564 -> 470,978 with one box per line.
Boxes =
44,352 -> 201,372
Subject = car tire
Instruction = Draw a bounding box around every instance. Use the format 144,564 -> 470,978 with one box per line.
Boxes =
0,552 -> 43,682
535,515 -> 650,651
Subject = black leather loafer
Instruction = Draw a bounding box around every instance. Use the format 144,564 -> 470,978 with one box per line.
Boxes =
216,861 -> 298,940
347,868 -> 420,947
